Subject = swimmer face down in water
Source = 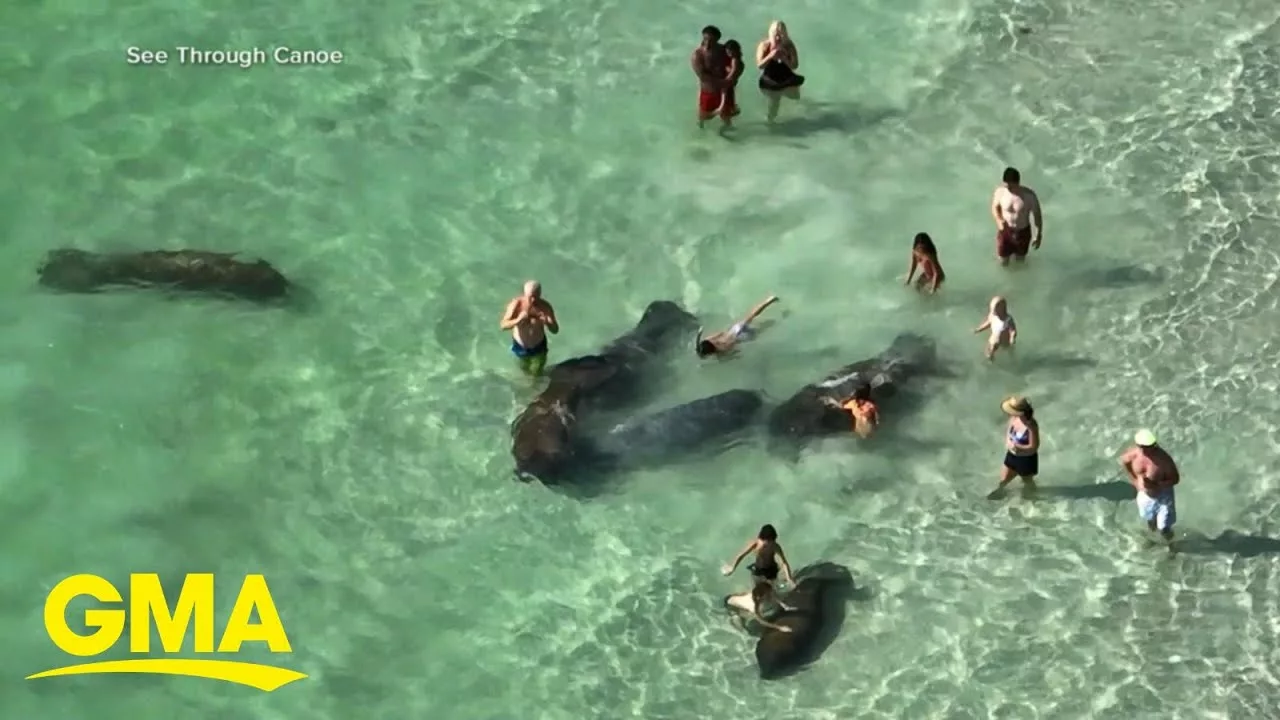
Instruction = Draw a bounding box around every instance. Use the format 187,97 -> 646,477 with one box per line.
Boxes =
695,295 -> 780,358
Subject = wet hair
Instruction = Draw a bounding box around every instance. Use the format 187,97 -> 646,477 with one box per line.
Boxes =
701,25 -> 722,40
852,383 -> 872,402
696,339 -> 717,357
1002,167 -> 1021,184
724,39 -> 742,56
758,523 -> 778,541
912,232 -> 937,258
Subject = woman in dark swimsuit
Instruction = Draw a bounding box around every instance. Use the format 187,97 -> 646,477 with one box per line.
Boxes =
755,20 -> 805,122
722,523 -> 795,589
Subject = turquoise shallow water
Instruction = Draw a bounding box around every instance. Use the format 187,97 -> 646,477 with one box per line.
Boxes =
5,0 -> 1280,717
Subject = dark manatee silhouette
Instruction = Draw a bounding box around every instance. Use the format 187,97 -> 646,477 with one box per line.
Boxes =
510,356 -> 618,483
724,562 -> 856,680
585,389 -> 764,471
38,248 -> 293,302
767,333 -> 938,454
511,300 -> 698,484
586,300 -> 700,410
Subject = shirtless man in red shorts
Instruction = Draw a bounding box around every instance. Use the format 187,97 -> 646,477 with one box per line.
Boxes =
991,167 -> 1043,266
691,25 -> 728,129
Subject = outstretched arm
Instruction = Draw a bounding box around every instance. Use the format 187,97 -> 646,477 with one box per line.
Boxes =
973,317 -> 992,333
754,609 -> 791,632
722,540 -> 758,575
739,295 -> 779,326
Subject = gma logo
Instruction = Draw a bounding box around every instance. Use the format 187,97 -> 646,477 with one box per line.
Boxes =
26,573 -> 307,692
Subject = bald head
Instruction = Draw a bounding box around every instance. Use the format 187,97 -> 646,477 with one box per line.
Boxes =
523,280 -> 541,299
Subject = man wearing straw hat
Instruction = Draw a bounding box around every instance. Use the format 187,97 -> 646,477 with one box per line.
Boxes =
1120,429 -> 1182,545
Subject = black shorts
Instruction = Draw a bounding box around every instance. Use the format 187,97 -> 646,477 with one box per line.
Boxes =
1003,452 -> 1039,477
749,563 -> 779,581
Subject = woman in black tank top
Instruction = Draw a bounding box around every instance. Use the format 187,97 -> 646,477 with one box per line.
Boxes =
756,20 -> 805,122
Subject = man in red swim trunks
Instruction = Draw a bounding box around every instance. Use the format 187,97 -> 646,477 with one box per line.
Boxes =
990,166 -> 1043,266
691,25 -> 727,128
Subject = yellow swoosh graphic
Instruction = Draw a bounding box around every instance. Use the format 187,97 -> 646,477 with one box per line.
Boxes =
25,660 -> 307,692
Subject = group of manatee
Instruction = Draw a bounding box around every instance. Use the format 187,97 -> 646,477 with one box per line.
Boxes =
510,300 -> 940,678
509,299 -> 939,485
36,256 -> 939,680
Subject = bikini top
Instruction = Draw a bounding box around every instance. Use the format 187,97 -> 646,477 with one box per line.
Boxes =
1008,423 -> 1030,445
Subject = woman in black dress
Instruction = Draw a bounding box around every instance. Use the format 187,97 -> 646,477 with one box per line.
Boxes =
755,20 -> 805,122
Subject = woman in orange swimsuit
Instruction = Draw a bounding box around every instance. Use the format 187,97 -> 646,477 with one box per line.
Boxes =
904,232 -> 946,294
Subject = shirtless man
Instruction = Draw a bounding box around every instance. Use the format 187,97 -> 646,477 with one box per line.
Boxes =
1120,429 -> 1182,546
499,280 -> 559,376
691,25 -> 728,129
990,167 -> 1043,266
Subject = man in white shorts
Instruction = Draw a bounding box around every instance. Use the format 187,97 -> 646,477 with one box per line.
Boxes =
990,167 -> 1043,266
1120,429 -> 1182,547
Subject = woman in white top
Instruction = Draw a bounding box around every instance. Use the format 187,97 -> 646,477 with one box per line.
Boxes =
973,295 -> 1016,361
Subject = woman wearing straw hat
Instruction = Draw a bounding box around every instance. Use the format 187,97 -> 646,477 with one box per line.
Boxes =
1120,429 -> 1181,544
988,395 -> 1040,498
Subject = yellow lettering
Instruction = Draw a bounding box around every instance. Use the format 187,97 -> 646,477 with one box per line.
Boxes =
44,574 -> 125,657
129,573 -> 215,653
217,574 -> 290,652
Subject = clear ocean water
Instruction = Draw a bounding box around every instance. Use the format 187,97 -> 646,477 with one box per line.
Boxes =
4,0 -> 1280,717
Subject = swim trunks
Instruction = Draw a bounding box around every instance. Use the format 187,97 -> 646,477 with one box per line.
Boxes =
1137,489 -> 1176,531
997,225 -> 1033,258
698,89 -> 723,115
511,338 -> 548,376
729,321 -> 755,341
748,562 -> 779,581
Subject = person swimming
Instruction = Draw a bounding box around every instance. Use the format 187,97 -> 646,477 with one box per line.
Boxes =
904,232 -> 946,294
821,382 -> 880,438
741,580 -> 794,632
695,295 -> 780,358
973,295 -> 1017,361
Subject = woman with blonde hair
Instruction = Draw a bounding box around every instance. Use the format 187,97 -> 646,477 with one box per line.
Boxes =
756,20 -> 805,122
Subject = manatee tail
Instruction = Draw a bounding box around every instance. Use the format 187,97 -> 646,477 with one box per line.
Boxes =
886,332 -> 935,362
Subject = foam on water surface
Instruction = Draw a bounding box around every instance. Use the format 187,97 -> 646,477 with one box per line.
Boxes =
4,0 -> 1280,718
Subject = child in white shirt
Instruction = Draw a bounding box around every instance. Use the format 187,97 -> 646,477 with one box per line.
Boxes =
973,295 -> 1017,361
